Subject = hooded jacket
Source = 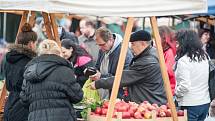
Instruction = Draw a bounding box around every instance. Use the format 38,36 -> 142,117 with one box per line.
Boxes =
20,54 -> 83,121
3,44 -> 36,121
95,46 -> 167,105
95,33 -> 133,99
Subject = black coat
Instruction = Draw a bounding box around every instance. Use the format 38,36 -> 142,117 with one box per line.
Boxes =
20,54 -> 83,121
3,44 -> 36,121
95,46 -> 167,105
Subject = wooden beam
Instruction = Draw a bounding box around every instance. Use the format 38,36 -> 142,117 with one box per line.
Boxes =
0,81 -> 7,112
15,10 -> 29,44
28,11 -> 36,27
105,17 -> 134,121
42,12 -> 54,40
0,10 -> 23,15
150,16 -> 178,121
50,13 -> 61,46
196,17 -> 215,26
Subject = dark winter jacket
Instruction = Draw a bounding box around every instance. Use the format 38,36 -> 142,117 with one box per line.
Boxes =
20,54 -> 83,121
3,44 -> 36,121
206,43 -> 215,59
95,46 -> 167,105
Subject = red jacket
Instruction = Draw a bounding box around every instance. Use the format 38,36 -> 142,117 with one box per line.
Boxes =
164,48 -> 176,95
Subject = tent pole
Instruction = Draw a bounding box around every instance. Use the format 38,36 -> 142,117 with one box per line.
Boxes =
42,12 -> 54,40
49,13 -> 61,46
150,16 -> 178,121
29,11 -> 36,27
0,82 -> 7,112
105,17 -> 134,121
15,10 -> 29,43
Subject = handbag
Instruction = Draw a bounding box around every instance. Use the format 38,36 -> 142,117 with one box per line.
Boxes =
208,59 -> 215,101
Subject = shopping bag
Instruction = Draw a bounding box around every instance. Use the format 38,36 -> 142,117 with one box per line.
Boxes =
82,79 -> 101,102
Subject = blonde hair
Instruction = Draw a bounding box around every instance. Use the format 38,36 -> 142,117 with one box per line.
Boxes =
37,39 -> 61,56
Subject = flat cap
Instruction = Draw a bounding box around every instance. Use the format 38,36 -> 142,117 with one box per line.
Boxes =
130,30 -> 151,42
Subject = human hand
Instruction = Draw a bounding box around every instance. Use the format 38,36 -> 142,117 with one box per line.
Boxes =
89,71 -> 101,81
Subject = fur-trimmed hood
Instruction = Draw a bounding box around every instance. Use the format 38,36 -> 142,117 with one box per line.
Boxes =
6,44 -> 36,64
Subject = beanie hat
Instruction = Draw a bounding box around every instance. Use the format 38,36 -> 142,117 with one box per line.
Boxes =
130,30 -> 151,42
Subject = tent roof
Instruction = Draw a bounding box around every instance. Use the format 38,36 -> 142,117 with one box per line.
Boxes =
208,0 -> 215,14
1,0 -> 207,17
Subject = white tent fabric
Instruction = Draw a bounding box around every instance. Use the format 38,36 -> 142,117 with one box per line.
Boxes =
1,0 -> 207,17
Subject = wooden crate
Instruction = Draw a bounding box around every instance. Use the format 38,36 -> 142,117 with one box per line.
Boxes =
87,109 -> 187,121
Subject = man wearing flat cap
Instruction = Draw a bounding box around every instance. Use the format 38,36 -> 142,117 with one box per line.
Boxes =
89,30 -> 167,105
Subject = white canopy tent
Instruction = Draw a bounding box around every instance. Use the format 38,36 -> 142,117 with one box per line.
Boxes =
1,0 -> 207,17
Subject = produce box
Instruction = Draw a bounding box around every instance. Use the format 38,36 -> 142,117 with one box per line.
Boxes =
87,100 -> 187,121
88,110 -> 187,121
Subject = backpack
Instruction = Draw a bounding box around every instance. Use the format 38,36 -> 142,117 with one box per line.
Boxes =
209,59 -> 215,101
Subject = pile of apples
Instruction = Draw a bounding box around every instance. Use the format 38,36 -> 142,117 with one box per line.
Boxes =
92,100 -> 184,119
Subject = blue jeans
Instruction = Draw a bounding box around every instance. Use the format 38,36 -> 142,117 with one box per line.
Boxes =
181,103 -> 210,121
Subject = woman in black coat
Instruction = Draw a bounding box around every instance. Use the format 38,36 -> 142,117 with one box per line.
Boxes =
20,39 -> 83,121
2,23 -> 37,121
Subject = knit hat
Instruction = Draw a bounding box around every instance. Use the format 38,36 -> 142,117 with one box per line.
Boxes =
130,30 -> 151,42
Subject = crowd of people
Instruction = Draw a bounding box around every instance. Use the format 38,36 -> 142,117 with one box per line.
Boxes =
0,17 -> 214,121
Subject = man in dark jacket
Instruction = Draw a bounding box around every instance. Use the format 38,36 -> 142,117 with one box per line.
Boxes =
90,27 -> 133,99
89,30 -> 167,105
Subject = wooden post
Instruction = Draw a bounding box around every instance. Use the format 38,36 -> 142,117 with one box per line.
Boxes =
50,13 -> 61,46
15,10 -> 29,43
42,12 -> 54,40
28,11 -> 36,27
105,17 -> 134,121
150,16 -> 178,121
0,82 -> 7,112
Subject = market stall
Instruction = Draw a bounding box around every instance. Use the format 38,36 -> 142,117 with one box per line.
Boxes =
0,0 -> 207,121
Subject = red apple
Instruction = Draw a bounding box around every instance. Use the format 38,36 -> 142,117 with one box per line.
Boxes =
137,106 -> 146,113
160,105 -> 168,110
101,108 -> 108,115
148,105 -> 156,111
177,110 -> 184,116
166,103 -> 170,109
143,101 -> 149,104
165,109 -> 171,117
122,112 -> 131,119
116,105 -> 129,112
102,101 -> 109,108
129,105 -> 138,112
128,109 -> 135,117
152,103 -> 159,108
134,111 -> 143,119
159,111 -> 166,117
95,107 -> 102,115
